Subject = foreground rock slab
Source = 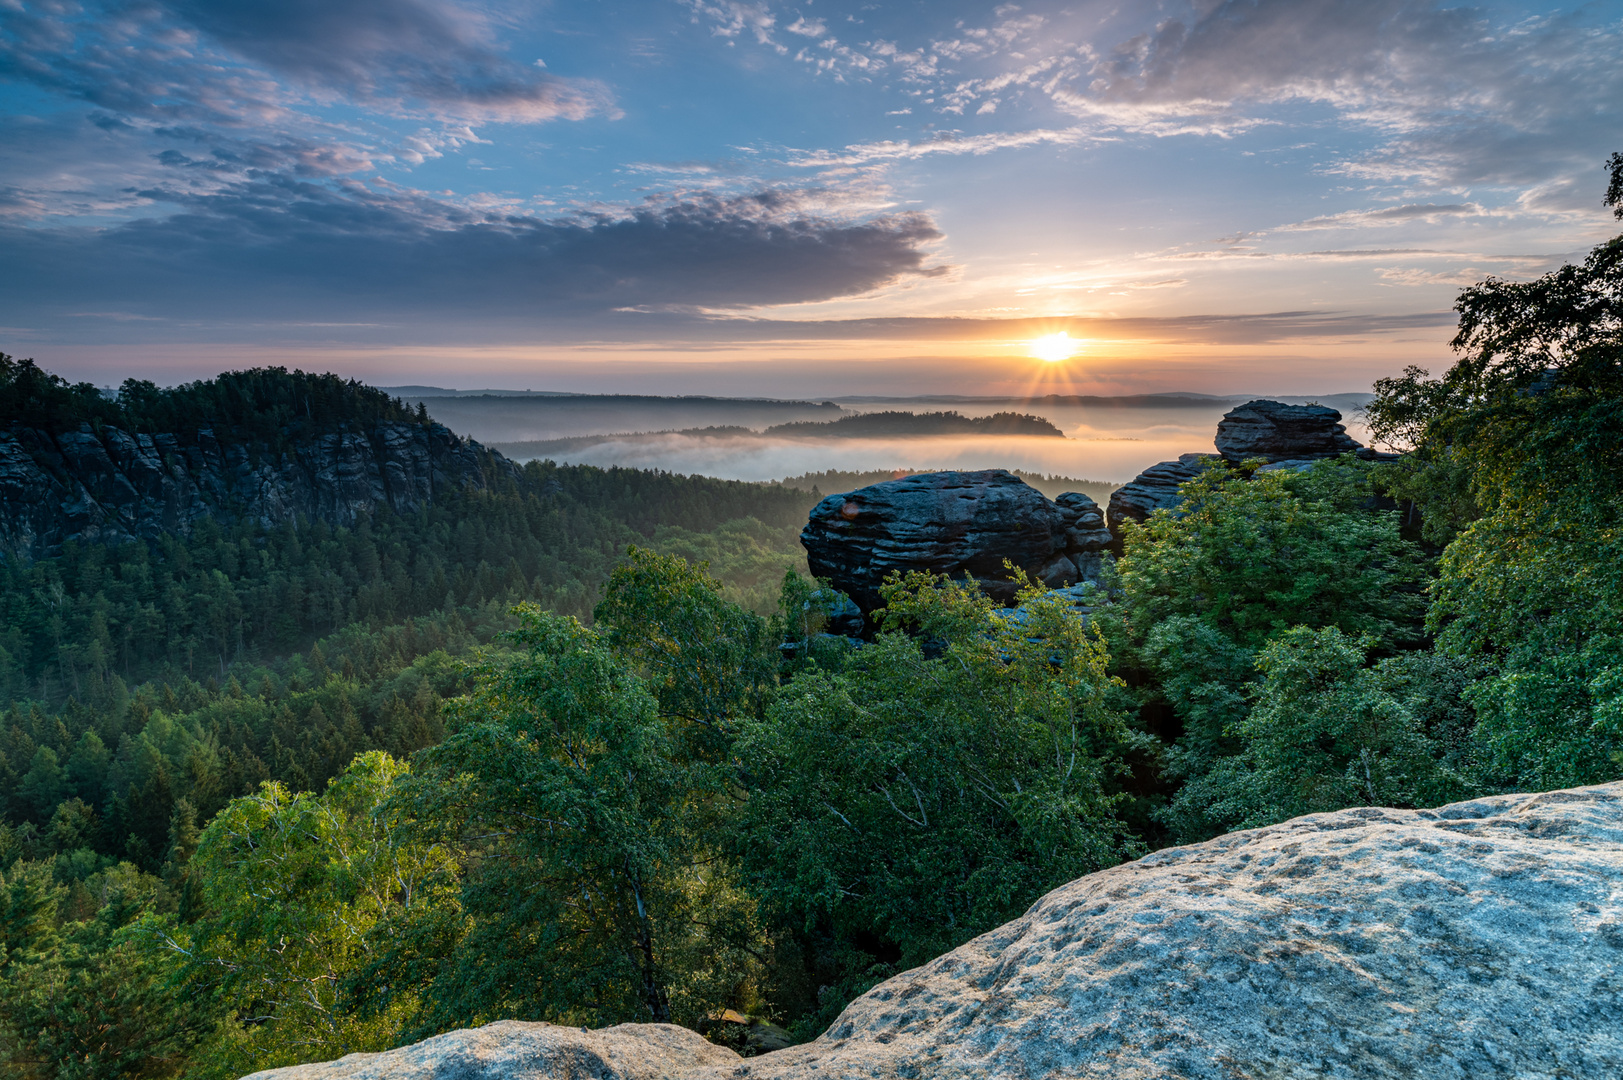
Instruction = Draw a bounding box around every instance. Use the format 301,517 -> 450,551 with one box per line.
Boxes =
703,782 -> 1623,1080
243,1020 -> 741,1080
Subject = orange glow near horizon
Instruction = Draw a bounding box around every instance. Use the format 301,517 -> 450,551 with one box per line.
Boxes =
1028,332 -> 1080,362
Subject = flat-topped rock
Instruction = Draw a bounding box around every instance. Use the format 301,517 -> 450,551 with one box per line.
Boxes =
801,470 -> 1110,616
1215,399 -> 1362,462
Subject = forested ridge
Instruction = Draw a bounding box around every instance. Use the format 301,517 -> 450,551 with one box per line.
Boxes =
0,160 -> 1618,1080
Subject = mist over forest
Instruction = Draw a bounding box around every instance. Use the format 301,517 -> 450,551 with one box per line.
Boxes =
415,392 -> 1374,484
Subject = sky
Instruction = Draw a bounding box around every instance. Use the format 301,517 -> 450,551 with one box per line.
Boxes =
2,0 -> 1620,396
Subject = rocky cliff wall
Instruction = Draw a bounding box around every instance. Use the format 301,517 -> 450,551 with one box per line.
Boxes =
0,420 -> 519,559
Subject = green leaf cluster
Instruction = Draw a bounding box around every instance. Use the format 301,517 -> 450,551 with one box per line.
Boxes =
734,570 -> 1145,1034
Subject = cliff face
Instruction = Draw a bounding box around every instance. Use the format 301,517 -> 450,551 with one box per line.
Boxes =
0,420 -> 519,559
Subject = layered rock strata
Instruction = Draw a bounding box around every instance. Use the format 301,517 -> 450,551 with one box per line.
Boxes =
1107,399 -> 1390,540
800,470 -> 1111,616
0,421 -> 516,559
1213,399 -> 1362,463
1105,452 -> 1221,537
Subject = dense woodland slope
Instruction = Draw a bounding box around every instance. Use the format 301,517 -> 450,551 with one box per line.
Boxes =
0,159 -> 1618,1080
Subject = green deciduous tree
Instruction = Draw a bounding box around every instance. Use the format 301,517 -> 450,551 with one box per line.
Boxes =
1366,152 -> 1623,789
1097,460 -> 1432,840
365,607 -> 762,1036
170,752 -> 451,1077
1172,627 -> 1479,831
734,571 -> 1144,1033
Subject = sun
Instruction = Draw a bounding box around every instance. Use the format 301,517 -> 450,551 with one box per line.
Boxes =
1029,332 -> 1079,363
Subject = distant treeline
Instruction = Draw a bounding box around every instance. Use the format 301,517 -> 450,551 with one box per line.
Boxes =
763,410 -> 1064,438
1,356 -> 428,447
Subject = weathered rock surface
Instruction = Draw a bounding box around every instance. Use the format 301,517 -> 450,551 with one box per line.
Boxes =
1214,399 -> 1362,463
0,420 -> 518,559
701,781 -> 1623,1080
1105,452 -> 1221,538
243,1020 -> 741,1080
800,470 -> 1111,616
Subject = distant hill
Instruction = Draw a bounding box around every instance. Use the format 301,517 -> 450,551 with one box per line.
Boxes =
0,359 -> 513,558
400,392 -> 844,444
764,410 -> 1064,438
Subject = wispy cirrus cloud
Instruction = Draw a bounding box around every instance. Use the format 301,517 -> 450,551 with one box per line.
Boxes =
789,127 -> 1091,167
1277,203 -> 1489,231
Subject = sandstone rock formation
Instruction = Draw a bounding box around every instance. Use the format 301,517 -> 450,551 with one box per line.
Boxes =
800,470 -> 1111,616
0,421 -> 517,559
1106,400 -> 1382,540
263,782 -> 1623,1080
703,781 -> 1623,1080
242,1020 -> 741,1080
1105,452 -> 1221,537
1214,399 -> 1362,463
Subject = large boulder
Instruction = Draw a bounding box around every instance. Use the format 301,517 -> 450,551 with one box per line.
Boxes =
1214,399 -> 1362,463
800,470 -> 1110,616
242,1020 -> 741,1080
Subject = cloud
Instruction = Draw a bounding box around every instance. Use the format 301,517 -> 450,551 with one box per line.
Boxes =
0,0 -> 615,223
686,310 -> 1459,346
1277,203 -> 1488,231
0,0 -> 612,129
791,127 -> 1090,167
0,178 -> 948,335
1048,1 -> 1623,187
161,0 -> 612,123
1375,267 -> 1492,288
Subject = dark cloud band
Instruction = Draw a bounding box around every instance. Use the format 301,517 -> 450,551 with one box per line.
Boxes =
0,180 -> 946,335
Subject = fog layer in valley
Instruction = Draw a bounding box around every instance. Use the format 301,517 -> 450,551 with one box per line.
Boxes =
392,391 -> 841,443
420,393 -> 1374,484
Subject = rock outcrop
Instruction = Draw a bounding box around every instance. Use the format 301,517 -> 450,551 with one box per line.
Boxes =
0,421 -> 517,559
1214,399 -> 1362,463
242,1020 -> 741,1080
1105,452 -> 1221,537
1106,399 -> 1386,540
800,470 -> 1112,616
709,781 -> 1623,1080
263,782 -> 1623,1080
